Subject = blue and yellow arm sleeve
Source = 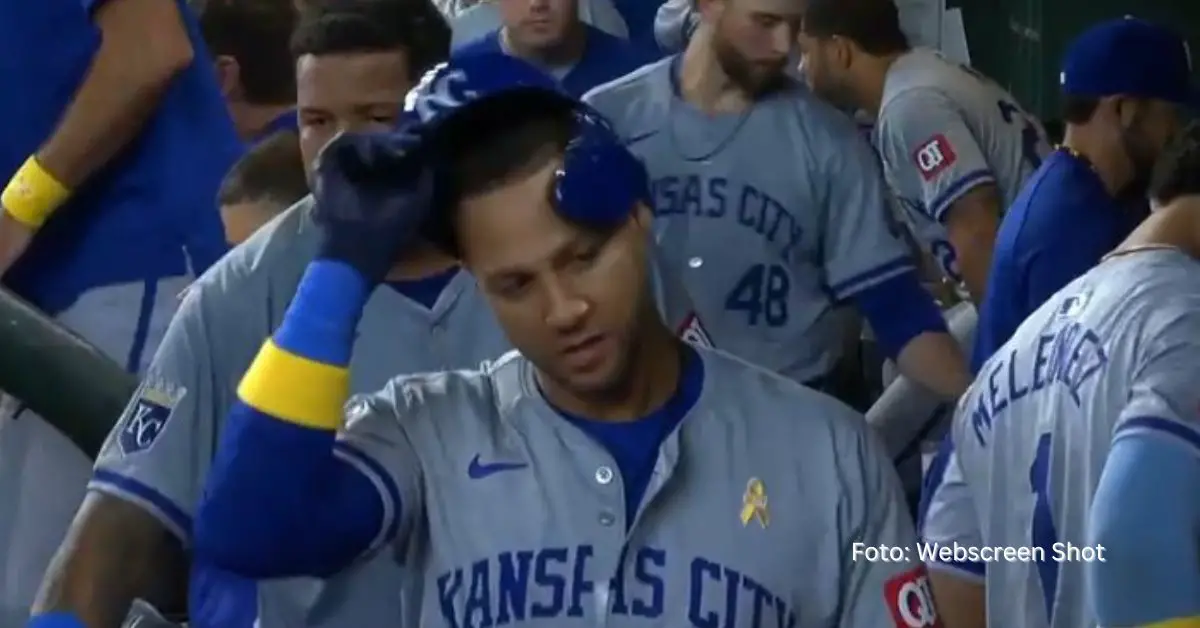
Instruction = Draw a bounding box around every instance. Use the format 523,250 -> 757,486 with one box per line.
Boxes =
1088,426 -> 1200,627
192,261 -> 386,579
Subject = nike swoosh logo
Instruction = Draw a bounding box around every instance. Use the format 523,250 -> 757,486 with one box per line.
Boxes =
468,454 -> 528,479
623,130 -> 659,147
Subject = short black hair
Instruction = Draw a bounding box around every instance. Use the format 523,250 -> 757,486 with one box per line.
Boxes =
801,0 -> 909,55
1061,95 -> 1100,125
1149,121 -> 1200,205
217,130 -> 309,208
194,0 -> 298,104
423,93 -> 580,257
290,0 -> 450,77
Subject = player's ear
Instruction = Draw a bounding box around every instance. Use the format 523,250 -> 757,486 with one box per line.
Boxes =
212,55 -> 243,101
1113,96 -> 1140,131
695,0 -> 723,23
631,202 -> 654,233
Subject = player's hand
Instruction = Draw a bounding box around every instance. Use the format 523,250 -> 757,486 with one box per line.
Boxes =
311,128 -> 434,284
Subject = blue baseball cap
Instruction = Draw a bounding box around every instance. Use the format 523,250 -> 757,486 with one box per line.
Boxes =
1060,17 -> 1199,107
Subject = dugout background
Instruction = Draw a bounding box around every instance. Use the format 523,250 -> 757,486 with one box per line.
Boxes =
951,0 -> 1200,132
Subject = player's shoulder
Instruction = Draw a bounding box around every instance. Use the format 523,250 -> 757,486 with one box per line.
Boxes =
188,196 -> 317,306
696,347 -> 873,440
582,56 -> 673,128
353,350 -> 524,424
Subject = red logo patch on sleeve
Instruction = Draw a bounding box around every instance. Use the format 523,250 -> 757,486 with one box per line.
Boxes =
677,313 -> 713,348
883,566 -> 942,627
912,134 -> 956,181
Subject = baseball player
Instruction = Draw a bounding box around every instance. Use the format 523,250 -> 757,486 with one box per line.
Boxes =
796,0 -> 1049,303
217,130 -> 309,245
920,122 -> 1200,628
974,18 -> 1189,369
34,15 -> 706,628
446,0 -> 630,50
0,0 -> 240,622
583,0 -> 970,402
190,52 -> 937,628
196,0 -> 299,143
454,0 -> 655,97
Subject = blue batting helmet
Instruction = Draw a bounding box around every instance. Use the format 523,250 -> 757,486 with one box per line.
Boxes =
404,53 -> 649,229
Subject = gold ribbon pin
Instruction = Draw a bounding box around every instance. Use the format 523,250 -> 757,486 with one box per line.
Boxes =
740,477 -> 769,528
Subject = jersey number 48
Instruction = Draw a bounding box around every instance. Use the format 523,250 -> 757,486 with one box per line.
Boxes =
725,263 -> 790,327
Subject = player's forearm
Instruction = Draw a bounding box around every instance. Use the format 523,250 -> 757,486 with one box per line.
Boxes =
36,0 -> 194,190
194,261 -> 383,578
31,493 -> 187,628
894,333 -> 970,398
853,271 -> 970,398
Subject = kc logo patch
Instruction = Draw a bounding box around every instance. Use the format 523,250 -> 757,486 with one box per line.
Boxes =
884,566 -> 941,627
678,313 -> 713,348
740,477 -> 769,528
118,380 -> 185,456
912,134 -> 956,180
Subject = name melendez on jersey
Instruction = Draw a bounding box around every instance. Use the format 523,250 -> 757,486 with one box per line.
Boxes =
118,378 -> 186,456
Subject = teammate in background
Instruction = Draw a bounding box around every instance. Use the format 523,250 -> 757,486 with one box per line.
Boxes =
796,0 -> 1049,303
218,131 -> 308,245
454,0 -> 654,97
34,11 -> 705,628
921,121 -> 1200,628
191,52 -> 934,627
585,0 -> 969,401
196,0 -> 299,143
973,17 -> 1190,369
446,0 -> 630,51
0,0 -> 240,623
28,3 -> 451,626
653,0 -> 697,53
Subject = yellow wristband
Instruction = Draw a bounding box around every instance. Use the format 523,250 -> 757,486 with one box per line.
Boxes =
2,156 -> 70,228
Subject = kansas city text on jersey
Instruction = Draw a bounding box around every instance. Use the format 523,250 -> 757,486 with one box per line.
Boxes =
969,317 -> 1109,446
651,175 -> 804,264
435,544 -> 798,628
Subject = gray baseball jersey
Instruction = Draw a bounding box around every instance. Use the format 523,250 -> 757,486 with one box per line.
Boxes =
89,196 -> 706,628
584,57 -> 915,384
876,48 -> 1049,284
920,248 -> 1200,627
329,346 -> 935,627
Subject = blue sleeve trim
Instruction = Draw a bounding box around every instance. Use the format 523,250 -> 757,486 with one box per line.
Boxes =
1115,416 -> 1200,455
917,435 -> 954,534
929,169 -> 995,222
28,614 -> 86,628
1089,427 -> 1200,625
852,270 -> 947,358
193,402 -> 384,579
274,260 -> 372,366
87,470 -> 192,543
827,255 -> 914,300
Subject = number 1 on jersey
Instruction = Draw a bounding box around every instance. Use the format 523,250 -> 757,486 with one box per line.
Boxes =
1029,433 -> 1059,618
725,263 -> 790,327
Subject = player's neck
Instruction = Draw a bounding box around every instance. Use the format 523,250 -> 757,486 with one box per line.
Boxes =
853,53 -> 902,116
541,322 -> 683,423
678,32 -> 755,114
500,23 -> 588,68
1118,198 -> 1200,258
232,103 -> 294,142
384,242 -> 460,281
1061,127 -> 1132,197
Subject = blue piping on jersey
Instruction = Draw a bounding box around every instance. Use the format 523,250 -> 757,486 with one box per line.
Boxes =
1089,418 -> 1200,626
124,278 -> 157,372
827,255 -> 914,301
88,470 -> 192,539
851,270 -> 947,359
928,169 -> 995,222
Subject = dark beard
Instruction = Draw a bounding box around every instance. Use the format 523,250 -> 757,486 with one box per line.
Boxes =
712,37 -> 788,98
